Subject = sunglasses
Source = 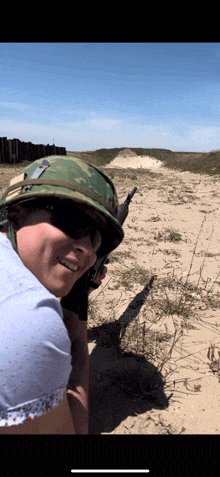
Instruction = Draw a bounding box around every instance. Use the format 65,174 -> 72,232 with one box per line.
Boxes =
46,205 -> 102,252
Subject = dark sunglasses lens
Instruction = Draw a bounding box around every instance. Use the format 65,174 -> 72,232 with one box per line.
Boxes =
50,208 -> 98,242
65,226 -> 97,241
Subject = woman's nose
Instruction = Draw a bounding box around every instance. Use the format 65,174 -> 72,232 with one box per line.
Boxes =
70,237 -> 97,268
72,236 -> 94,254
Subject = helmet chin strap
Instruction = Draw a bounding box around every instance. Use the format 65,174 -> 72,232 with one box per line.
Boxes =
4,220 -> 19,255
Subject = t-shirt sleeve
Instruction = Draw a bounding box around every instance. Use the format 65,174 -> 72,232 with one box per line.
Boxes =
0,290 -> 72,428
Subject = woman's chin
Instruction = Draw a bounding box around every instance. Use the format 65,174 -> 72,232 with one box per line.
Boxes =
46,282 -> 76,299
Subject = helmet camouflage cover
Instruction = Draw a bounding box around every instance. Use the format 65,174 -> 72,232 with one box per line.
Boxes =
0,155 -> 124,257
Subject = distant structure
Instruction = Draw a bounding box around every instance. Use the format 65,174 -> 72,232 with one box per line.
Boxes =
0,137 -> 66,164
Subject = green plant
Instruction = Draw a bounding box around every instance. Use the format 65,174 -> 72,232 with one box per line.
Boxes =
166,231 -> 182,242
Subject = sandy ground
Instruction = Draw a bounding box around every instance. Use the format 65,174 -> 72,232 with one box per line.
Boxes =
88,150 -> 220,434
1,153 -> 220,438
105,148 -> 163,170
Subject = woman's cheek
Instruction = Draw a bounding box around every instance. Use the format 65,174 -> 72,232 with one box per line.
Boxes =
87,252 -> 97,270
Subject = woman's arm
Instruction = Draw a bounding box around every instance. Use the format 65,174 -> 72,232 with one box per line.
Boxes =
0,394 -> 76,434
62,309 -> 89,434
61,261 -> 109,434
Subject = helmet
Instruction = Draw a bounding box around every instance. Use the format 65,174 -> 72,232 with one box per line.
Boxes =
0,155 -> 124,257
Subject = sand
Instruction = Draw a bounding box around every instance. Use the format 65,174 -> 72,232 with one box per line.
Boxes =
88,150 -> 220,435
104,149 -> 164,170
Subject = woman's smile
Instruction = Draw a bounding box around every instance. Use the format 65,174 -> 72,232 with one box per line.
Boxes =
15,210 -> 97,297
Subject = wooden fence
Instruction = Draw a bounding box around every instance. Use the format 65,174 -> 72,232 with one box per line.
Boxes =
0,137 -> 66,164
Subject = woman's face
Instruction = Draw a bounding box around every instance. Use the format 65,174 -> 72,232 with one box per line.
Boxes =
15,209 -> 97,297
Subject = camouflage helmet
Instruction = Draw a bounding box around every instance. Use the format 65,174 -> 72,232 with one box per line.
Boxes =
0,155 -> 124,257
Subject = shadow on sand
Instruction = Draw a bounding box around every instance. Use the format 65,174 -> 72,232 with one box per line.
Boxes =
88,276 -> 169,434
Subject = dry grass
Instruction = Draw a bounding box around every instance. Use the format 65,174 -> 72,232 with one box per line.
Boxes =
87,170 -> 220,406
88,243 -> 220,406
67,147 -> 220,176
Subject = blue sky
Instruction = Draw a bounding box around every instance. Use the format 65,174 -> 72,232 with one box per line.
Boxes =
1,42 -> 220,152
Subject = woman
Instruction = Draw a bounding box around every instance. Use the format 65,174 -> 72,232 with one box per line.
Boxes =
0,155 -> 124,434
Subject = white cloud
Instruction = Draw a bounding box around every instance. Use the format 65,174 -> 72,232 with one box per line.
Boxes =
0,101 -> 31,111
0,118 -> 219,152
0,119 -> 115,149
189,126 -> 220,144
0,119 -> 66,145
85,118 -> 122,131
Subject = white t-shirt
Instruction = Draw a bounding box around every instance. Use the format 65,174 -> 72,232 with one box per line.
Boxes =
0,232 -> 72,427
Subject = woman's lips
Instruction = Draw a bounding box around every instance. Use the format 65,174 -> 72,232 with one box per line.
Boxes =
58,257 -> 79,272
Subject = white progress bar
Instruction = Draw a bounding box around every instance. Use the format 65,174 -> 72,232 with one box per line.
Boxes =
71,471 -> 150,473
